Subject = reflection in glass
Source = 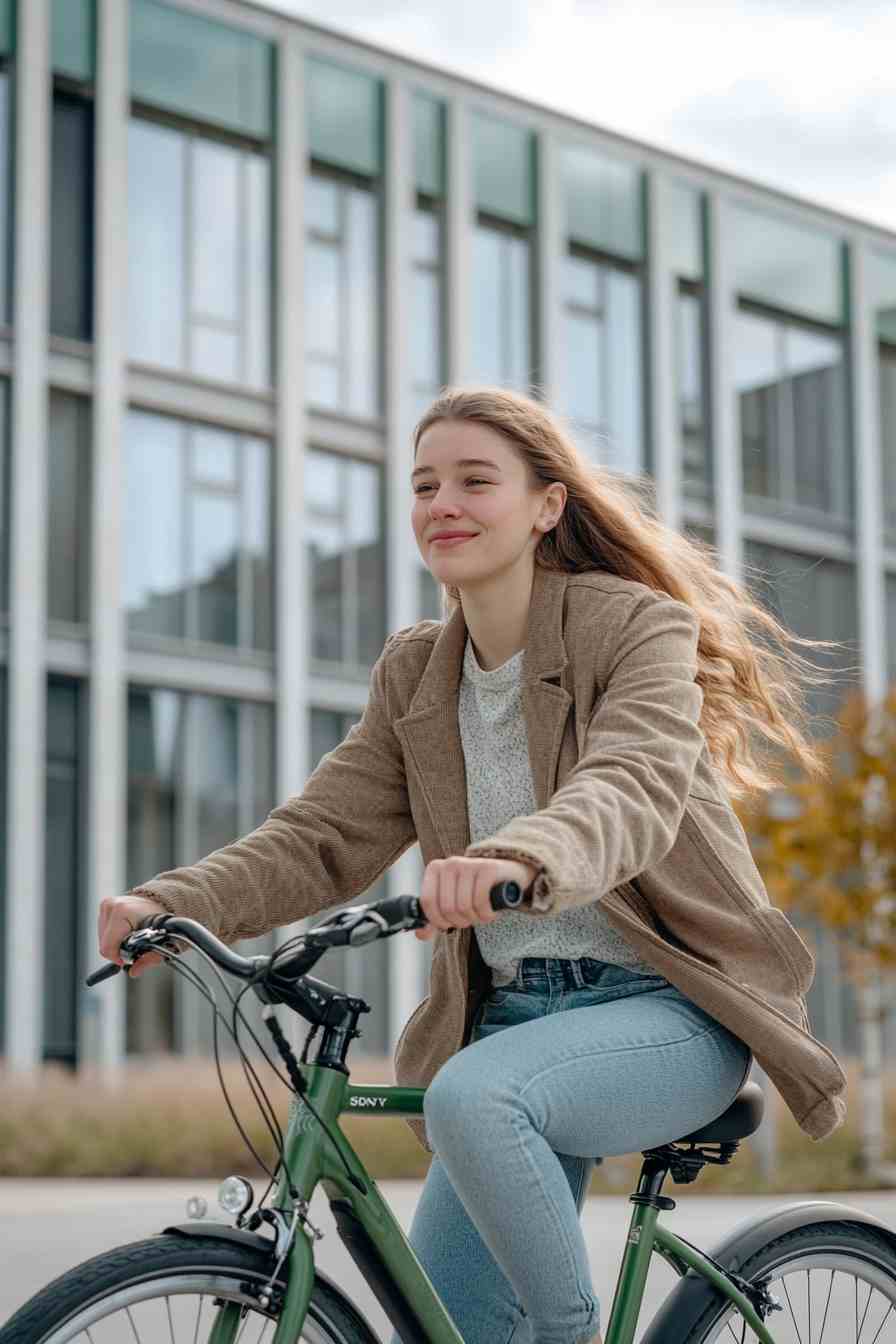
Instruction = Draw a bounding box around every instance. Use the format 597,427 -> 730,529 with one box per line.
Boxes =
128,118 -> 184,370
51,91 -> 93,341
412,204 -> 443,405
472,226 -> 531,394
191,491 -> 239,645
736,310 -> 849,522
558,251 -> 643,474
48,391 -> 91,624
880,352 -> 896,542
562,143 -> 642,260
472,112 -> 533,226
0,74 -> 8,326
731,203 -> 842,325
128,117 -> 271,388
743,543 -> 859,737
306,450 -> 384,667
123,411 -> 272,650
44,678 -> 81,1065
305,173 -> 379,417
123,411 -> 185,638
126,687 -> 275,1055
677,290 -> 709,495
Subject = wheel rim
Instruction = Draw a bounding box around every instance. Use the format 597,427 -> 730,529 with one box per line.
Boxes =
36,1272 -> 342,1344
698,1248 -> 896,1342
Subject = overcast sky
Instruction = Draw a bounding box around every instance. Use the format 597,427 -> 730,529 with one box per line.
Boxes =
263,0 -> 896,236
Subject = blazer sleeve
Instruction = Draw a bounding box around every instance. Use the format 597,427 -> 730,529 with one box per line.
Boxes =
464,593 -> 705,916
128,635 -> 417,943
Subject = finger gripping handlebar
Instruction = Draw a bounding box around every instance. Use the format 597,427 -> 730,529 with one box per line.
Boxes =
84,877 -> 529,988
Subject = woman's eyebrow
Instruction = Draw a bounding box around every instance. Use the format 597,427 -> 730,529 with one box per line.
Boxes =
411,458 -> 503,481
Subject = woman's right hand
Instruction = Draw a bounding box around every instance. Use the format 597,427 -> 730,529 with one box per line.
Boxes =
98,894 -> 170,977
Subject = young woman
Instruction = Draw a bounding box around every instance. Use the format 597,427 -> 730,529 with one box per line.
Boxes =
100,386 -> 848,1344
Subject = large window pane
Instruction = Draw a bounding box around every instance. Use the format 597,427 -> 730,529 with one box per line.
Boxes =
414,92 -> 444,197
472,112 -> 533,226
736,310 -> 850,525
128,118 -> 184,369
130,0 -> 272,139
126,688 -> 275,1055
743,542 -> 860,737
0,72 -> 11,327
732,204 -> 843,325
669,181 -> 703,282
411,208 -> 442,410
52,0 -> 93,82
306,450 -> 384,667
472,225 -> 532,395
558,252 -> 644,473
881,352 -> 896,542
123,411 -> 272,651
562,143 -> 642,260
678,289 -> 710,496
128,117 -> 271,389
869,250 -> 896,544
51,91 -> 93,340
44,678 -> 82,1066
48,390 -> 91,624
304,173 -> 380,417
307,55 -> 381,177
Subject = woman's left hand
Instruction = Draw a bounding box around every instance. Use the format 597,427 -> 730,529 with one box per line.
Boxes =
414,856 -> 540,941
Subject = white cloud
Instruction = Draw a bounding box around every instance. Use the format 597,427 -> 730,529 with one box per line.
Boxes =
265,0 -> 896,234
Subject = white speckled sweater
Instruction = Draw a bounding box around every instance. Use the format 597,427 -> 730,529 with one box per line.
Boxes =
459,633 -> 659,985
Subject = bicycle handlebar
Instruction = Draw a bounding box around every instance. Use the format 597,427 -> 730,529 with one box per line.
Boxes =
85,879 -> 527,989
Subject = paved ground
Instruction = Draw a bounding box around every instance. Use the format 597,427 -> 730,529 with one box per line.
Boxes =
2,1180 -> 895,1340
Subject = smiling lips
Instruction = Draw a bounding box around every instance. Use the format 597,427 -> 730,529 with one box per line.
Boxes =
431,533 -> 477,547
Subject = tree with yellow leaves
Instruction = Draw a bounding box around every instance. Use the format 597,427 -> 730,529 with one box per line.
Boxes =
735,684 -> 896,1181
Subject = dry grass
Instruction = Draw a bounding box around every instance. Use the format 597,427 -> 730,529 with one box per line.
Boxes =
0,1054 -> 893,1190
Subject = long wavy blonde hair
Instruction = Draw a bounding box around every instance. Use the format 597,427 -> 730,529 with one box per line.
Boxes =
413,385 -> 859,801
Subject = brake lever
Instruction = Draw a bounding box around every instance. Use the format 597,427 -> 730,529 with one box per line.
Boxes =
85,925 -> 178,987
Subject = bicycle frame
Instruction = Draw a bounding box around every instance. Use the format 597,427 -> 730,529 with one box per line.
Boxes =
207,1067 -> 781,1344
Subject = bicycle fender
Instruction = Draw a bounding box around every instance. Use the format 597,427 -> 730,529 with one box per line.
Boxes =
162,1222 -> 277,1258
639,1198 -> 896,1343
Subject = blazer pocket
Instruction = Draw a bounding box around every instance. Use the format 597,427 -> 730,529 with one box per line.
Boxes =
755,906 -> 815,995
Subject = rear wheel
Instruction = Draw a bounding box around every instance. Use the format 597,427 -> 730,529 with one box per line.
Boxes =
684,1220 -> 896,1342
0,1234 -> 378,1344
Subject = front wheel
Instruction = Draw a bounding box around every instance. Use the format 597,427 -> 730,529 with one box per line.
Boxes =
685,1219 -> 896,1342
0,1233 -> 379,1344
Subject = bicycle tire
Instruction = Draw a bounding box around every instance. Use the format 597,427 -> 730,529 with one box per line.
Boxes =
682,1218 -> 896,1342
0,1232 -> 380,1344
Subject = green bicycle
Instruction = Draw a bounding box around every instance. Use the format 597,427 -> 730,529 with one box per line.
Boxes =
3,887 -> 896,1344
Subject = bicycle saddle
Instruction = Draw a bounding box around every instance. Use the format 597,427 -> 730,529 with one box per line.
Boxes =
671,1080 -> 765,1145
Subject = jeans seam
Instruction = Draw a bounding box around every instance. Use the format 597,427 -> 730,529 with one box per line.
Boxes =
516,1021 -> 729,1100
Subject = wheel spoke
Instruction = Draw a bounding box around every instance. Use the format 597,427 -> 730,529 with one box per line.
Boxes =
867,1299 -> 896,1344
125,1305 -> 142,1344
817,1269 -> 834,1343
166,1295 -> 176,1344
781,1273 -> 805,1344
193,1296 -> 205,1344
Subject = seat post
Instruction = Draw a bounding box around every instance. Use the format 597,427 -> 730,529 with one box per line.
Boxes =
630,1154 -> 676,1210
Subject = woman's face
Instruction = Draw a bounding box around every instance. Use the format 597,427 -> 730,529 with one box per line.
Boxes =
411,420 -> 555,580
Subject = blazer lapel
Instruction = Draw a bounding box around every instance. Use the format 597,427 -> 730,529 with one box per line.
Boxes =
393,565 -> 574,859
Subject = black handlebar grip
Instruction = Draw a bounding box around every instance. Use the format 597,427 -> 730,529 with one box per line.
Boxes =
490,879 -> 525,908
85,961 -> 123,987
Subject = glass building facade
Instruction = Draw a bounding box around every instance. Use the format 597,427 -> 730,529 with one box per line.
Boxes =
1,0 -> 894,1075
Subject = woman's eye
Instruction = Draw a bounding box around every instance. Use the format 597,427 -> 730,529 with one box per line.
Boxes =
414,479 -> 489,495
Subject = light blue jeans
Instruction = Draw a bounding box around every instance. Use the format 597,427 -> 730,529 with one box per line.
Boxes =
391,956 -> 752,1344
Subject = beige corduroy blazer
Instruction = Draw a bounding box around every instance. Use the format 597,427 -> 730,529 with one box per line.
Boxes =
132,564 -> 848,1153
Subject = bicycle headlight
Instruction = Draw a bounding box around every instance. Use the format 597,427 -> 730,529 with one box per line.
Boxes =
218,1175 -> 254,1217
